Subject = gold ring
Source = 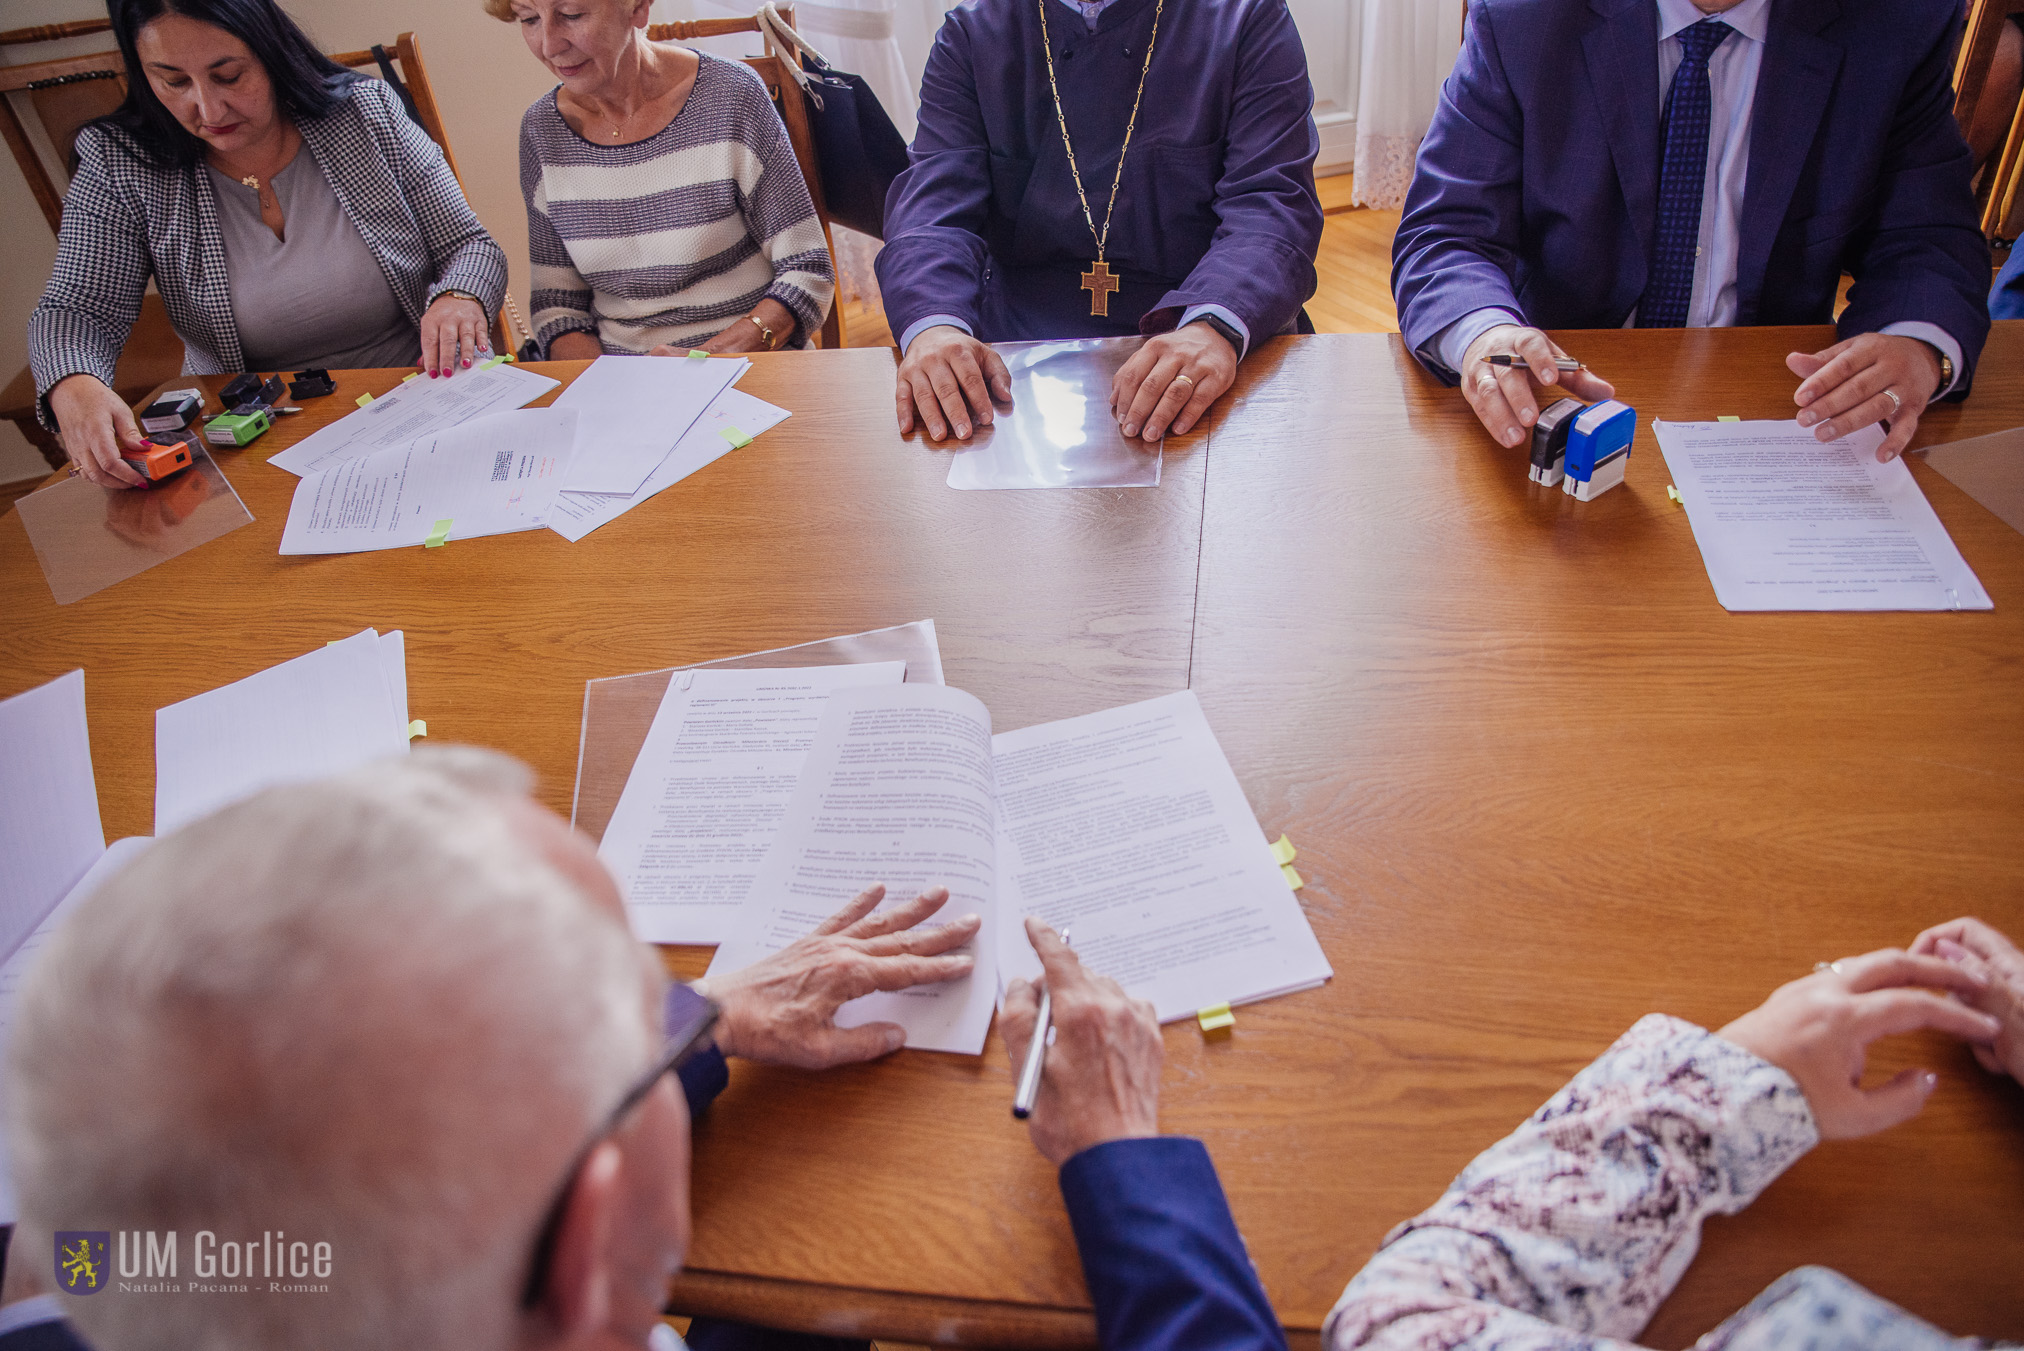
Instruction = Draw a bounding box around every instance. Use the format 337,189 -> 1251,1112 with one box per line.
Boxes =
1172,374 -> 1195,388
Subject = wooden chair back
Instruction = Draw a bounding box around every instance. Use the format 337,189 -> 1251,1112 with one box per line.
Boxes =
647,8 -> 847,349
1957,0 -> 2024,243
0,19 -> 124,232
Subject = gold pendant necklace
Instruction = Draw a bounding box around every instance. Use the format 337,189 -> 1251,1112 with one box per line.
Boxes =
1037,0 -> 1165,317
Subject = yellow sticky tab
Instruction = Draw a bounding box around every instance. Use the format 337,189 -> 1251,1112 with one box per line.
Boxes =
407,719 -> 427,740
480,355 -> 507,370
1269,833 -> 1296,865
1198,1003 -> 1235,1034
355,392 -> 375,408
688,349 -> 710,360
403,372 -> 422,384
1717,415 -> 1741,423
1281,863 -> 1304,891
424,519 -> 453,548
720,425 -> 753,448
1666,485 -> 1684,506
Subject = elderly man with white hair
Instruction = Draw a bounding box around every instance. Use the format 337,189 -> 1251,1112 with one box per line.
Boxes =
0,747 -> 1287,1351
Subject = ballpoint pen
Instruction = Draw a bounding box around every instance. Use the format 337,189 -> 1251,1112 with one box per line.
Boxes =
1012,928 -> 1069,1120
1486,355 -> 1587,371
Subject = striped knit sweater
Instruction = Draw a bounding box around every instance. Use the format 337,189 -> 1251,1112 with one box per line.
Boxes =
519,53 -> 834,354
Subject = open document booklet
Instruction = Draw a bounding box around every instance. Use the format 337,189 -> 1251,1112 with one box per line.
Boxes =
602,667 -> 1332,1055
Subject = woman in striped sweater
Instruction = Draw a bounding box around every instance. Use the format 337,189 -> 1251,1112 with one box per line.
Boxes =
496,0 -> 836,358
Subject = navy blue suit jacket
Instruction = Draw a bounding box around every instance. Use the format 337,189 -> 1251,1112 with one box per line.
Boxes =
0,1048 -> 1283,1351
877,0 -> 1322,346
1394,0 -> 1990,391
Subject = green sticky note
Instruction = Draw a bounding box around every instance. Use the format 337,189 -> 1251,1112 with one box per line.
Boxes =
688,349 -> 710,360
480,355 -> 507,370
424,519 -> 453,548
1717,415 -> 1740,422
719,425 -> 754,449
355,392 -> 375,408
407,719 -> 427,740
402,372 -> 422,384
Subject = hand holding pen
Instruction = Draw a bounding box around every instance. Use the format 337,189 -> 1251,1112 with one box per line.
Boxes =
1001,917 -> 1164,1166
1460,323 -> 1616,451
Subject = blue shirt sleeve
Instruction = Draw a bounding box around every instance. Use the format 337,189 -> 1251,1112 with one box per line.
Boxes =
677,1043 -> 729,1119
1058,1137 -> 1285,1351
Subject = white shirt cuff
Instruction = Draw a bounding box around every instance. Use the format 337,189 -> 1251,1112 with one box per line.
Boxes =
0,1296 -> 66,1338
1879,321 -> 1964,399
1179,304 -> 1251,359
899,315 -> 973,355
1433,307 -> 1526,377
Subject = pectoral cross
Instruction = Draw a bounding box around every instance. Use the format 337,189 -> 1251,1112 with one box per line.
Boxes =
1080,261 -> 1119,317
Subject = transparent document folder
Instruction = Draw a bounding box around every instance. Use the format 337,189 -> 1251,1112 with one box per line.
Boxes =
572,620 -> 945,845
17,449 -> 254,605
945,337 -> 1163,490
1919,425 -> 2024,538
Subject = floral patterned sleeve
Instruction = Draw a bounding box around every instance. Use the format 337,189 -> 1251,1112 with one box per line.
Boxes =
1326,1014 -> 1813,1349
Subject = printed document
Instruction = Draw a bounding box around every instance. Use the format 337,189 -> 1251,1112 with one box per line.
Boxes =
550,355 -> 746,496
155,629 -> 409,833
708,687 -> 1330,1052
549,389 -> 790,542
0,670 -> 104,964
268,361 -> 560,476
600,662 -> 908,943
0,835 -> 152,1224
279,408 -> 576,553
1656,420 -> 1992,612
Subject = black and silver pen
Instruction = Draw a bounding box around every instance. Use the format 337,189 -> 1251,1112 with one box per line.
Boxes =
1486,355 -> 1586,371
1012,928 -> 1069,1120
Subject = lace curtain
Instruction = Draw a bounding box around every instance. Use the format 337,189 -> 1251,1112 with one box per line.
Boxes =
1349,0 -> 1464,209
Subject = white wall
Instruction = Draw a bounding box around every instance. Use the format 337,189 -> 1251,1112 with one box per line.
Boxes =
0,0 -> 558,485
1289,0 -> 1356,176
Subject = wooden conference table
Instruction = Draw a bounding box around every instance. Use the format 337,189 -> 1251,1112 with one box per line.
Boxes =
3,326 -> 2021,1347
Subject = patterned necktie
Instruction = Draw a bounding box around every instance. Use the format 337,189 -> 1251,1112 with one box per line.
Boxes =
1637,19 -> 1734,329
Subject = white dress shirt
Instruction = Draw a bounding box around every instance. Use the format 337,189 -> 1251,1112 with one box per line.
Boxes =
1434,0 -> 1962,394
898,0 -> 1252,358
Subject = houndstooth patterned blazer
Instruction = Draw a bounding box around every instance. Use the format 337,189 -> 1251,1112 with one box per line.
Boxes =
28,78 -> 507,429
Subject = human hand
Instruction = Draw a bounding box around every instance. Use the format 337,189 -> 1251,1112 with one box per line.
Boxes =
1459,324 -> 1616,450
49,373 -> 148,488
1111,323 -> 1237,441
418,293 -> 491,378
895,326 -> 1011,441
1910,917 -> 2024,1081
1717,948 -> 1999,1140
1787,333 -> 1943,460
694,884 -> 980,1068
1000,918 -> 1163,1166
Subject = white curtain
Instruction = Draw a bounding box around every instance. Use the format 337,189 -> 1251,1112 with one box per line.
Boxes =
1349,0 -> 1463,209
650,0 -> 958,141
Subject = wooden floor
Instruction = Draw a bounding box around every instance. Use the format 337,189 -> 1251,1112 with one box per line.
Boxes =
834,171 -> 1399,349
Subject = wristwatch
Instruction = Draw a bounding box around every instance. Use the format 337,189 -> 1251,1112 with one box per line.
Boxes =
1925,342 -> 1955,397
746,314 -> 778,351
1187,312 -> 1244,357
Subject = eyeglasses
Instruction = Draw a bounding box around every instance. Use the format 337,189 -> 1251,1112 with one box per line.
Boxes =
519,983 -> 719,1308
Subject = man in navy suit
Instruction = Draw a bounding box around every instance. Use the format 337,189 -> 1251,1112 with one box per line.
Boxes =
1394,0 -> 1988,463
0,753 -> 1284,1351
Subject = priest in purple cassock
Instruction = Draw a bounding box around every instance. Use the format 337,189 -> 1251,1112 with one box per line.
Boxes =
878,0 -> 1324,443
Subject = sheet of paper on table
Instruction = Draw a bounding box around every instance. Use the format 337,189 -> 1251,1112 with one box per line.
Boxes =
1655,419 -> 1992,612
600,662 -> 909,944
709,683 -> 1002,1054
550,355 -> 748,496
1918,424 -> 2024,538
0,670 -> 104,963
279,408 -> 577,553
267,361 -> 561,477
16,445 -> 255,605
549,388 -> 790,542
0,835 -> 152,1224
993,690 -> 1333,1024
155,629 -> 409,834
945,337 -> 1162,490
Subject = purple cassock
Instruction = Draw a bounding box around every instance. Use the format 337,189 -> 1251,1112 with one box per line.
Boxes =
877,0 -> 1324,349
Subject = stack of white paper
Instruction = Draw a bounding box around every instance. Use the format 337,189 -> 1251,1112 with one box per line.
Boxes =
279,408 -> 578,553
268,361 -> 562,477
154,629 -> 412,834
1655,419 -> 1993,612
550,388 -> 791,542
551,355 -> 747,496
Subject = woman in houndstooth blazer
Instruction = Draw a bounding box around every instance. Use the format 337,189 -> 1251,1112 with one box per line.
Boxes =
29,0 -> 509,488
